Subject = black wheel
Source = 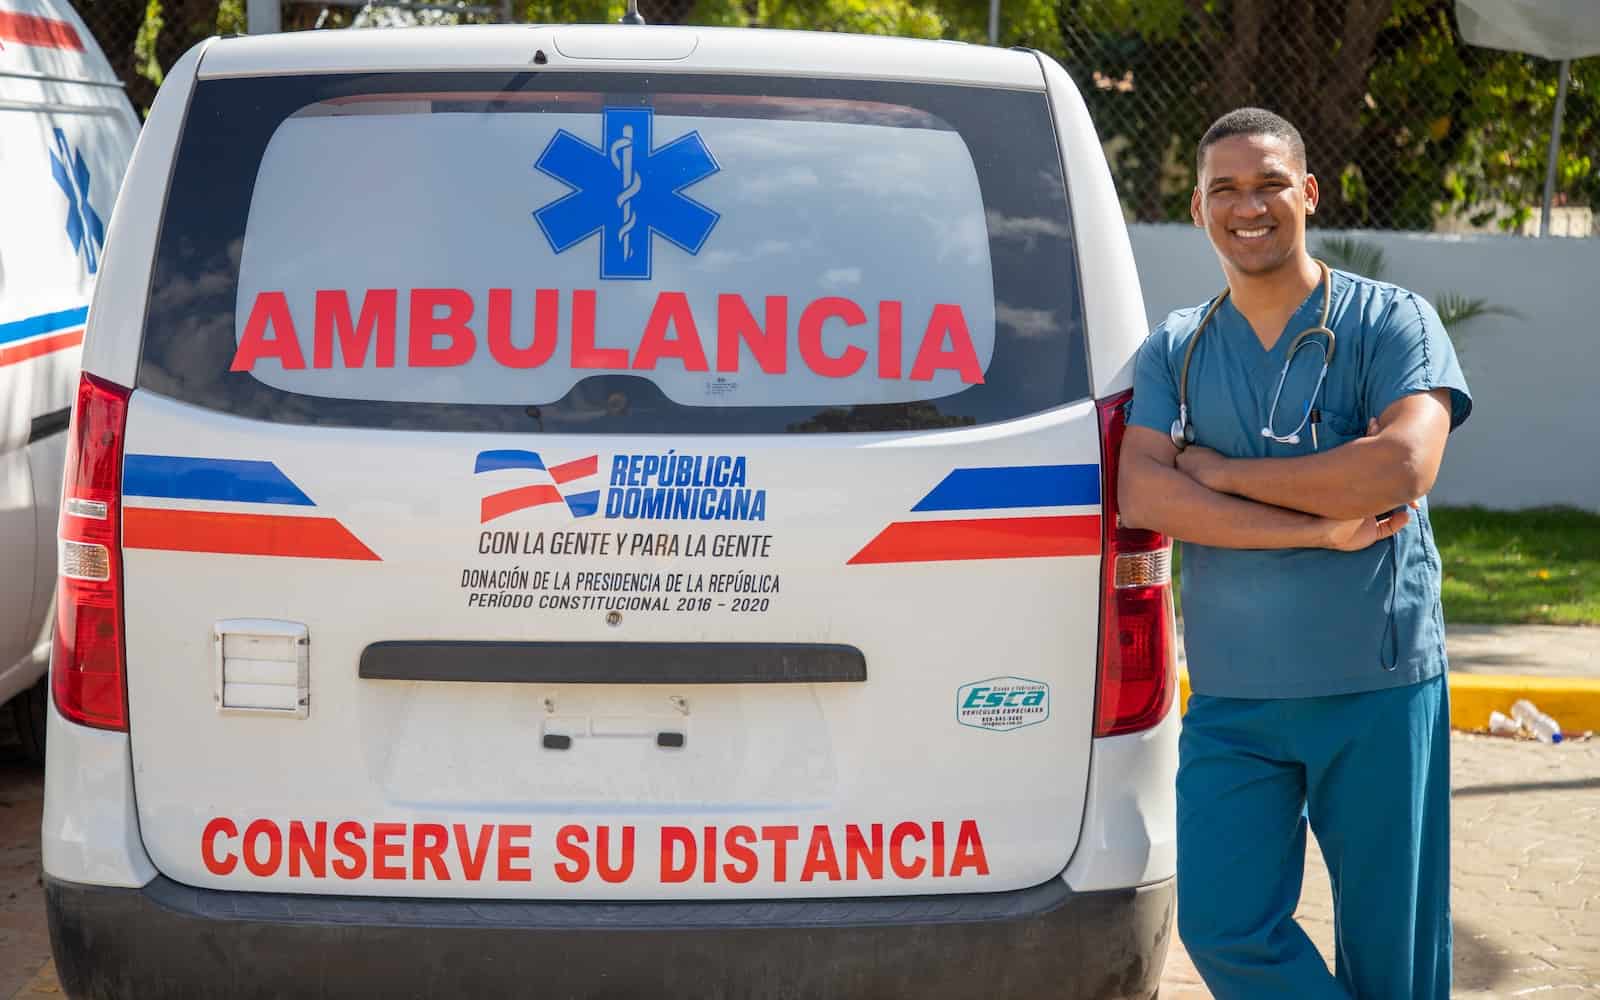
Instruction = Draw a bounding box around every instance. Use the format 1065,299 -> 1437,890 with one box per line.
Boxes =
12,677 -> 48,766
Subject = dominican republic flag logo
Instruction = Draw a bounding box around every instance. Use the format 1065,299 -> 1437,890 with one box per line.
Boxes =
475,450 -> 600,522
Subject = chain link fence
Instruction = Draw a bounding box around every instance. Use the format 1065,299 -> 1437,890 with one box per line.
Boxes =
69,0 -> 1595,234
1056,3 -> 1596,236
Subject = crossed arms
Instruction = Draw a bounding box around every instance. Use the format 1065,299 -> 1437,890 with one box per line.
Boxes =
1118,389 -> 1454,551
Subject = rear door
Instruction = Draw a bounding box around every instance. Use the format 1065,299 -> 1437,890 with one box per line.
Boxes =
122,68 -> 1104,900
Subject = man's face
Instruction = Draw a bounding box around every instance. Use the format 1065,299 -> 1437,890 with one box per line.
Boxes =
1191,133 -> 1318,278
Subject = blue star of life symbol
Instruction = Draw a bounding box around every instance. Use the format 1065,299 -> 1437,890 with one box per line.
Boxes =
48,129 -> 106,275
533,107 -> 720,281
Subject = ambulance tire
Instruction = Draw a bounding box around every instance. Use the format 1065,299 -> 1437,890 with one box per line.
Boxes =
12,678 -> 47,767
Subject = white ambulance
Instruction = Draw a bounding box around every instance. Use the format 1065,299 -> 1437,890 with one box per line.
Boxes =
0,0 -> 139,762
43,25 -> 1177,999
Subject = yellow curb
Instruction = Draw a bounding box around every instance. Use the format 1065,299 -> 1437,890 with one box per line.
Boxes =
1446,674 -> 1600,734
1177,671 -> 1600,734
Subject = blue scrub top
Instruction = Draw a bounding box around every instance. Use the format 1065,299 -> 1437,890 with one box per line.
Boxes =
1129,269 -> 1472,699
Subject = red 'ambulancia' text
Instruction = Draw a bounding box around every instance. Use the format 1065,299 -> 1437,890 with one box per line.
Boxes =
229,288 -> 986,384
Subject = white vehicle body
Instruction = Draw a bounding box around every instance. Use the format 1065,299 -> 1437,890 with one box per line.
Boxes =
44,25 -> 1176,999
0,0 -> 139,754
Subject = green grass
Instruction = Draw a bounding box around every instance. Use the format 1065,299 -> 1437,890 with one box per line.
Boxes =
1431,506 -> 1600,626
1168,506 -> 1600,626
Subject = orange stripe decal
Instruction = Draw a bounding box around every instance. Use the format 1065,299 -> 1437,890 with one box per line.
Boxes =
0,330 -> 82,367
847,515 -> 1100,565
124,509 -> 380,561
0,12 -> 84,50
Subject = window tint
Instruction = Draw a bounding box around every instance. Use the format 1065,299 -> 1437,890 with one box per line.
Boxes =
140,72 -> 1088,433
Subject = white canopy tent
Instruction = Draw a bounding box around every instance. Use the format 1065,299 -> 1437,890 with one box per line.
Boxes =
1456,0 -> 1600,236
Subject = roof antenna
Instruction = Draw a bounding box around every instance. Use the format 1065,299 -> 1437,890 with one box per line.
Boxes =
619,0 -> 646,24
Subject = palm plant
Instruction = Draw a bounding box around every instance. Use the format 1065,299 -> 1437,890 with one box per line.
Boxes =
1431,292 -> 1521,329
1316,237 -> 1388,284
1315,237 -> 1520,331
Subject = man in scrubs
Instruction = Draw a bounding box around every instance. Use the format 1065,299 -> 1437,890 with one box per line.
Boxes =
1121,108 -> 1471,999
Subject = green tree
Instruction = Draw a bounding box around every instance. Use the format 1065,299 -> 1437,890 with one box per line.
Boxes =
1047,0 -> 1594,230
1053,0 -> 1403,227
94,0 -> 1597,233
1363,2 -> 1597,231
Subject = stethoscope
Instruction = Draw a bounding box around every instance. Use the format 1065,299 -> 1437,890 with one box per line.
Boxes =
1170,260 -> 1337,452
1165,260 -> 1401,672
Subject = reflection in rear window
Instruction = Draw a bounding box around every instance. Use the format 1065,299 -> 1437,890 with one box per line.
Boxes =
142,73 -> 1087,434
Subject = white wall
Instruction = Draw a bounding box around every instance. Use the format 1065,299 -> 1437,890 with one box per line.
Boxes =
1127,224 -> 1600,512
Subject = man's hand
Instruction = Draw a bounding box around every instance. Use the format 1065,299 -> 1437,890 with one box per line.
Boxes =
1321,502 -> 1417,552
1175,446 -> 1230,493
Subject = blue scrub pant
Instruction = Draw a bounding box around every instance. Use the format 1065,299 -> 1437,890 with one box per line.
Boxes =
1176,676 -> 1451,999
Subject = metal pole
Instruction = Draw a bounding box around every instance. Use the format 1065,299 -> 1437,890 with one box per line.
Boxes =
987,0 -> 998,44
1540,59 -> 1572,237
247,0 -> 281,33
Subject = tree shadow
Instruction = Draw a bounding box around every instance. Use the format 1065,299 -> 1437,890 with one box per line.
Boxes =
1453,915 -> 1514,993
1453,777 -> 1600,798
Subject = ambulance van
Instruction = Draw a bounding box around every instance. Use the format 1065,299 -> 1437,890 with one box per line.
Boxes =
1,0 -> 139,762
43,25 -> 1177,999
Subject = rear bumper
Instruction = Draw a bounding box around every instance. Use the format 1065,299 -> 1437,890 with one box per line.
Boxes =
48,873 -> 1173,999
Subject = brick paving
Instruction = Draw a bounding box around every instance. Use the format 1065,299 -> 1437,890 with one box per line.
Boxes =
0,763 -> 47,999
1162,731 -> 1600,998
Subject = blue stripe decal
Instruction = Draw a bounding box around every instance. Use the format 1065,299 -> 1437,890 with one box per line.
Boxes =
475,449 -> 546,474
123,455 -> 315,506
911,464 -> 1100,512
0,306 -> 89,347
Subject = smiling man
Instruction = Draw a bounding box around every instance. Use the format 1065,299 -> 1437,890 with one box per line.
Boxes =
1119,108 -> 1472,998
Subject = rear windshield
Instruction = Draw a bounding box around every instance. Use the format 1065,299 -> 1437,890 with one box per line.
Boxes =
139,71 -> 1088,433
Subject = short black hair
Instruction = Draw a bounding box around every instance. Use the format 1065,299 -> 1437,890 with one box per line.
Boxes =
1196,108 -> 1307,178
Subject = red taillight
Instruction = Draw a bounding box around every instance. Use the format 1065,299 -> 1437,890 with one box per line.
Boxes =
1095,389 -> 1175,738
53,373 -> 132,731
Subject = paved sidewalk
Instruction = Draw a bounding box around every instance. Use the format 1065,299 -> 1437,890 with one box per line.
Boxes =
1179,621 -> 1600,732
1161,731 -> 1600,998
1177,621 -> 1600,679
1445,624 -> 1600,678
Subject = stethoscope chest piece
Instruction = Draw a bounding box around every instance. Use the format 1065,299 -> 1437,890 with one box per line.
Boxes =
1260,324 -> 1336,446
1170,406 -> 1196,451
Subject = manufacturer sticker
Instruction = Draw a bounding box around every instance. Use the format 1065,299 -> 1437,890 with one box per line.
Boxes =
956,676 -> 1049,732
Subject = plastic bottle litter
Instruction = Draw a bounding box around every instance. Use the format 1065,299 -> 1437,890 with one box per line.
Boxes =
1488,710 -> 1522,737
1510,699 -> 1563,744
